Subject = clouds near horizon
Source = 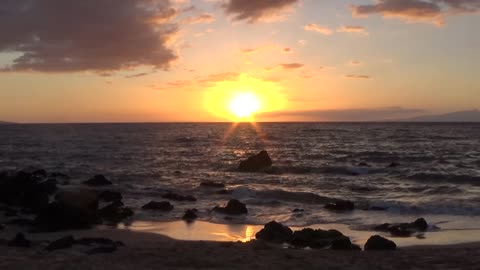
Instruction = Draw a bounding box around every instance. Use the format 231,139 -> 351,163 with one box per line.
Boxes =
222,0 -> 299,23
351,0 -> 480,25
0,0 -> 178,73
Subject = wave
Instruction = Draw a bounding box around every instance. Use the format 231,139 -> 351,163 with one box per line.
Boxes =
231,187 -> 331,204
407,173 -> 480,186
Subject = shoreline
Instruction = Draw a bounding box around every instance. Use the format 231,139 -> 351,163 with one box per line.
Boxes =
1,227 -> 480,270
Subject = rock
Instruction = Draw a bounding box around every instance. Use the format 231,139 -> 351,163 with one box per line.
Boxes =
99,202 -> 134,224
388,162 -> 400,168
35,189 -> 99,231
8,233 -> 31,248
364,235 -> 397,250
0,224 -> 5,230
255,221 -> 293,243
142,201 -> 174,211
324,200 -> 355,211
369,206 -> 388,211
291,228 -> 345,249
182,209 -> 198,221
358,162 -> 370,167
83,175 -> 112,186
99,190 -> 123,203
76,237 -> 124,246
162,192 -> 196,202
32,169 -> 48,178
86,245 -> 117,255
330,236 -> 359,250
50,172 -> 71,179
412,218 -> 428,231
373,218 -> 429,237
213,199 -> 248,215
46,235 -> 75,251
216,189 -> 232,195
200,181 -> 225,188
238,150 -> 273,172
36,179 -> 58,195
292,208 -> 305,213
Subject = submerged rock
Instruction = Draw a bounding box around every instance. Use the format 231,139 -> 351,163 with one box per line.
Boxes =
99,190 -> 123,203
8,233 -> 31,248
83,175 -> 112,186
238,150 -> 273,172
200,181 -> 225,188
364,235 -> 397,250
213,199 -> 248,215
324,200 -> 355,211
162,192 -> 196,202
142,201 -> 174,211
255,221 -> 293,243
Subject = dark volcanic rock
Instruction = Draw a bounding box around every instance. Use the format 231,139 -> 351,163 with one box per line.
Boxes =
291,228 -> 346,249
364,235 -> 397,250
255,221 -> 293,243
99,202 -> 134,224
86,245 -> 118,255
238,150 -> 273,172
35,190 -> 99,231
387,162 -> 400,168
200,181 -> 225,188
46,235 -> 75,251
374,218 -> 429,237
142,201 -> 174,211
99,190 -> 123,203
182,209 -> 198,221
83,175 -> 112,186
324,200 -> 355,211
162,192 -> 196,202
213,199 -> 248,215
8,233 -> 31,248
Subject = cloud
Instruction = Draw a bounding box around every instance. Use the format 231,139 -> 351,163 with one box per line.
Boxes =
304,24 -> 333,35
265,63 -> 304,71
222,0 -> 299,23
239,45 -> 292,55
259,107 -> 426,121
345,74 -> 371,79
337,25 -> 369,35
181,13 -> 215,24
351,0 -> 480,25
350,60 -> 362,65
0,0 -> 178,73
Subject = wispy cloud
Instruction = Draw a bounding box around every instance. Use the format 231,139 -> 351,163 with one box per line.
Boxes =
304,23 -> 333,35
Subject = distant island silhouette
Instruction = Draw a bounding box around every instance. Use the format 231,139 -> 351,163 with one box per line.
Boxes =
402,110 -> 480,122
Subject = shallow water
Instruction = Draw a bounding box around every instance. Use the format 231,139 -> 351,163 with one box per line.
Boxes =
1,122 -> 479,234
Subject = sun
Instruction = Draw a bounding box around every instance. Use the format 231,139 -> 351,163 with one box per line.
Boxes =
229,92 -> 261,119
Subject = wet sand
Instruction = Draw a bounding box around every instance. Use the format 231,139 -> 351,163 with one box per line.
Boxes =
1,225 -> 480,270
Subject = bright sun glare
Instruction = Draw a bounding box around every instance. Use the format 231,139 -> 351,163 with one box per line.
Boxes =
229,93 -> 261,118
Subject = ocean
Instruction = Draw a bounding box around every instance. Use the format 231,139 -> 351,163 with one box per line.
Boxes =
1,122 -> 479,235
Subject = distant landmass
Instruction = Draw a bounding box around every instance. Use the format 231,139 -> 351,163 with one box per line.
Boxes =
402,110 -> 480,122
0,121 -> 15,124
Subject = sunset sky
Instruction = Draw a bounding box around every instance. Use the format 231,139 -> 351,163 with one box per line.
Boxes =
0,0 -> 479,122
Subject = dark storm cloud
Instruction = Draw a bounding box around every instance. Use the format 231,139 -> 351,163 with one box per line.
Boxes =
0,0 -> 178,73
260,107 -> 426,121
351,0 -> 480,24
223,0 -> 299,23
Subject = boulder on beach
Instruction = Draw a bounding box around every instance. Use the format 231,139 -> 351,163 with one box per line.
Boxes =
374,218 -> 429,237
46,235 -> 75,251
162,192 -> 197,202
99,190 -> 123,203
213,199 -> 248,215
83,175 -> 112,186
99,202 -> 134,224
324,200 -> 355,211
364,235 -> 397,250
35,189 -> 99,231
238,150 -> 273,172
255,221 -> 293,243
291,228 -> 348,249
142,201 -> 174,211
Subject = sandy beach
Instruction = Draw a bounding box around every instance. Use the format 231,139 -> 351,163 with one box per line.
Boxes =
1,228 -> 479,270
